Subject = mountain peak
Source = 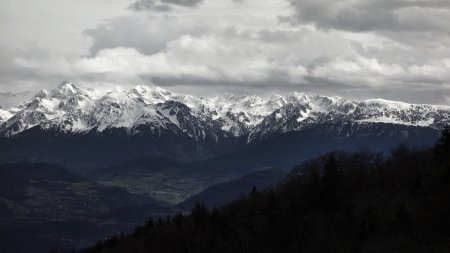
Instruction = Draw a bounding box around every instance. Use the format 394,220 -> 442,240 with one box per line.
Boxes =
35,89 -> 50,98
57,81 -> 77,89
286,92 -> 310,105
53,81 -> 82,97
132,84 -> 169,94
130,84 -> 172,104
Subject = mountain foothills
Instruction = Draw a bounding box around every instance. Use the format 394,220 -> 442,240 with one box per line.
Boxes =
0,81 -> 449,167
0,163 -> 172,253
64,128 -> 450,253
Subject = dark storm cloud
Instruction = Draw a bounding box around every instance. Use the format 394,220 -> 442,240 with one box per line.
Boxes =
128,0 -> 204,12
128,0 -> 172,12
128,0 -> 243,12
283,0 -> 450,33
162,0 -> 204,7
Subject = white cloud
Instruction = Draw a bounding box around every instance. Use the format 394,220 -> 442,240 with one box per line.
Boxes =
284,0 -> 450,33
0,0 -> 449,105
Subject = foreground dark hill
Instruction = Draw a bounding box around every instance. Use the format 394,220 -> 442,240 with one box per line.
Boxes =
75,128 -> 450,253
177,168 -> 287,210
89,169 -> 287,227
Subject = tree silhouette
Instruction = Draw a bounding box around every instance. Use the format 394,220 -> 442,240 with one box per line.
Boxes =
72,131 -> 450,253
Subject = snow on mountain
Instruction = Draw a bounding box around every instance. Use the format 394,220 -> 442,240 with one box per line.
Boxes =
0,109 -> 13,124
247,94 -> 450,142
247,103 -> 311,142
0,82 -> 101,136
88,87 -> 227,142
171,93 -> 285,136
153,101 -> 231,142
90,89 -> 156,132
0,82 -> 449,141
129,85 -> 173,104
353,99 -> 450,128
0,82 -> 232,141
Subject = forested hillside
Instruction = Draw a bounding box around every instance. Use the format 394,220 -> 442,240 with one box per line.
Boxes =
58,127 -> 450,253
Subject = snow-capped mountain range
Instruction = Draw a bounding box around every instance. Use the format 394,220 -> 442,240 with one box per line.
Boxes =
0,81 -> 449,143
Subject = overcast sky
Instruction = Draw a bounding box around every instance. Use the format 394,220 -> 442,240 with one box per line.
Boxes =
1,0 -> 450,104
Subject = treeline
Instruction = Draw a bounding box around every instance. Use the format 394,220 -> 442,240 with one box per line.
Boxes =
60,128 -> 450,253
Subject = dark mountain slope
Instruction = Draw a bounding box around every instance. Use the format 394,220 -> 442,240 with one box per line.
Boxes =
179,122 -> 440,178
0,127 -> 245,171
73,128 -> 450,253
177,168 -> 286,210
87,122 -> 440,205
